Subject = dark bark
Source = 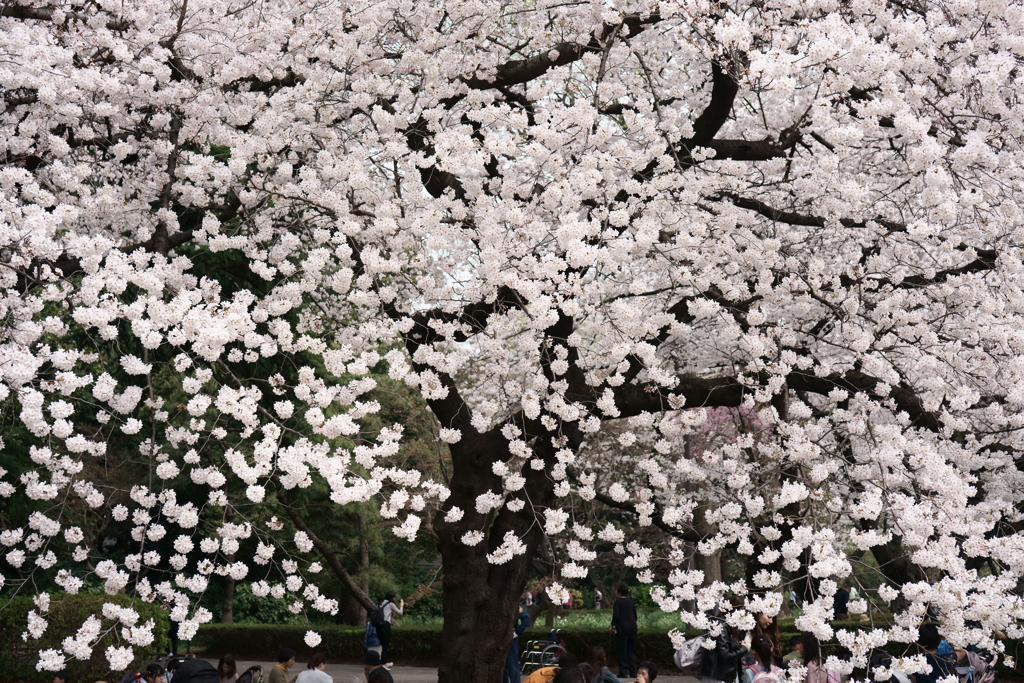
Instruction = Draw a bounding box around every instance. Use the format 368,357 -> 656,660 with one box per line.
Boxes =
221,508 -> 236,623
358,513 -> 370,626
432,425 -> 557,683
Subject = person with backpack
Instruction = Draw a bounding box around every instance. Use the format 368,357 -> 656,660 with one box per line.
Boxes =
801,633 -> 840,683
699,605 -> 748,683
370,592 -> 404,663
742,636 -> 783,683
295,653 -> 332,683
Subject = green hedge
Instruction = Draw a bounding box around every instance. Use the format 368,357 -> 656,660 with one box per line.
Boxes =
0,593 -> 169,683
195,620 -> 1024,678
195,623 -> 444,664
195,623 -> 680,668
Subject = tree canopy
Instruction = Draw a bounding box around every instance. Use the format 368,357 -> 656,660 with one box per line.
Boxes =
3,0 -> 1024,680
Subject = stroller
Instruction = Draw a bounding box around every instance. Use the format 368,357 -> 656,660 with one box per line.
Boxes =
519,629 -> 568,675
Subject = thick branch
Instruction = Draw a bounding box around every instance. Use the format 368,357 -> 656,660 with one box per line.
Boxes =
614,367 -> 945,436
408,286 -> 525,345
705,138 -> 794,161
724,193 -> 906,232
277,487 -> 376,611
689,62 -> 740,147
463,14 -> 661,91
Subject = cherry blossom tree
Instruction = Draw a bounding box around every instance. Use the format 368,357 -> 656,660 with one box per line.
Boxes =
3,0 -> 1024,681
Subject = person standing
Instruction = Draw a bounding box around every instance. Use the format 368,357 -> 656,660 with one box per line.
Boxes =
609,585 -> 637,678
268,649 -> 297,683
832,586 -> 850,621
504,605 -> 532,683
376,591 -> 404,663
164,603 -> 179,657
594,589 -> 604,611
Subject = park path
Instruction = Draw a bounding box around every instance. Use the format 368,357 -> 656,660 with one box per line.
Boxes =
205,659 -> 701,683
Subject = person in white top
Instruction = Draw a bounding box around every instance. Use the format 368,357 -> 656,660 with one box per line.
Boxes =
295,653 -> 332,683
378,591 -> 405,662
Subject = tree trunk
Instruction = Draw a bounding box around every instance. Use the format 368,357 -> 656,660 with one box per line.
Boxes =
221,508 -> 235,623
359,513 -> 370,625
221,573 -> 235,623
433,430 -> 556,683
693,503 -> 722,584
694,548 -> 722,585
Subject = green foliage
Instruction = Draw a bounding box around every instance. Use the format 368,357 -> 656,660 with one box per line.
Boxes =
0,593 -> 169,683
231,582 -> 305,625
629,585 -> 669,609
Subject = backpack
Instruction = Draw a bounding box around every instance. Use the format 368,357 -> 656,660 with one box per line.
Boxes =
806,661 -> 841,683
369,600 -> 390,627
364,621 -> 381,647
674,637 -> 705,669
236,665 -> 264,683
749,664 -> 784,683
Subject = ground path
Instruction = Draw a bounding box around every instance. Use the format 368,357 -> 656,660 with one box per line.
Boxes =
203,659 -> 701,683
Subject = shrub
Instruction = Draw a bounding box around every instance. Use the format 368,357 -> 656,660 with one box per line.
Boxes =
0,593 -> 169,683
195,619 -> 1022,679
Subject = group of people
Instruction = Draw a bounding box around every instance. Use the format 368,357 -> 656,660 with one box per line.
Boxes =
695,604 -> 990,683
504,585 -> 645,683
521,652 -> 658,683
695,606 -> 839,683
215,648 -> 391,683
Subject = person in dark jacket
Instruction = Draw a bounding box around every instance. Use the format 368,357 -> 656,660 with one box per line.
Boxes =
699,606 -> 748,683
504,605 -> 532,683
609,585 -> 638,678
